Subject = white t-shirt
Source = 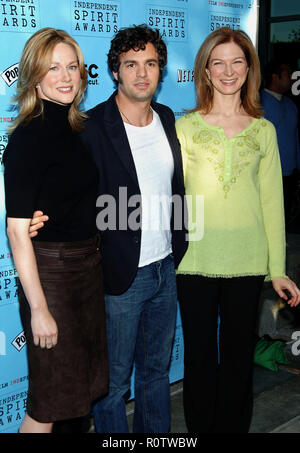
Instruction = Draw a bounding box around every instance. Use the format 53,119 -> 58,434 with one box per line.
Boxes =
124,109 -> 174,267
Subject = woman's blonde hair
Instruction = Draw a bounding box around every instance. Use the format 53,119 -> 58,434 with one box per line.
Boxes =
9,27 -> 88,133
190,27 -> 263,118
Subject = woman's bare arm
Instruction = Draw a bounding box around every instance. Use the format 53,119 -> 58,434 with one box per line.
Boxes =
7,217 -> 58,348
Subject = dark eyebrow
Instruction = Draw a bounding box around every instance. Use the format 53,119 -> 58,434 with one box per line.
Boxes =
122,59 -> 136,64
122,58 -> 158,64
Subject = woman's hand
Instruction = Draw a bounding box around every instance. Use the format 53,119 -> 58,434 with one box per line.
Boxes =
31,306 -> 58,349
272,277 -> 300,307
6,217 -> 57,349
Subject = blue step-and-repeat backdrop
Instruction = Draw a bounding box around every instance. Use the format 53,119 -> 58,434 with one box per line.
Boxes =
0,0 -> 257,433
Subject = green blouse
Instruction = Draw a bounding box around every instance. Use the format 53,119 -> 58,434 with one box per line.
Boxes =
176,112 -> 286,280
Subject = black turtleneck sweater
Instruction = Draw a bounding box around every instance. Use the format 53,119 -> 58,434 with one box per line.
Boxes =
3,99 -> 98,242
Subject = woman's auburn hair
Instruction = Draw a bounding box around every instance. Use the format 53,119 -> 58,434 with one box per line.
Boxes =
8,27 -> 88,134
189,27 -> 263,118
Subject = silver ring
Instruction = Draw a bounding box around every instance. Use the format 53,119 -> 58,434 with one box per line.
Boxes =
46,341 -> 52,345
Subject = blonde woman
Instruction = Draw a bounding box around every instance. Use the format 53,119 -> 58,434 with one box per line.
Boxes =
3,28 -> 108,433
175,27 -> 300,433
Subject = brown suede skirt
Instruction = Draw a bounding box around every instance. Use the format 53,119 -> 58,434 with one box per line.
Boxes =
18,234 -> 108,423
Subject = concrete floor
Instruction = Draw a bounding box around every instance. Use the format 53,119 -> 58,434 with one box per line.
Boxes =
250,365 -> 300,433
125,364 -> 300,434
53,363 -> 300,434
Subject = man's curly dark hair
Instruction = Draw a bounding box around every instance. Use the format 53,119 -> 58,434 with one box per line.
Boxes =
107,24 -> 167,82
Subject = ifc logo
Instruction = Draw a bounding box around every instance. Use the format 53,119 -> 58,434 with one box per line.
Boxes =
85,64 -> 99,79
85,64 -> 99,86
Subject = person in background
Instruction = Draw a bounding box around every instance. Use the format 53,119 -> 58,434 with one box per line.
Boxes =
260,60 -> 300,225
3,28 -> 108,433
175,27 -> 300,433
29,24 -> 187,433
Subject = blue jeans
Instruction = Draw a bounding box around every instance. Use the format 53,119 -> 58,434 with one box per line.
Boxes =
93,254 -> 177,433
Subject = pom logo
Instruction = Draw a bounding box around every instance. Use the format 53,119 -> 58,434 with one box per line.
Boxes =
11,331 -> 26,352
1,63 -> 19,87
0,331 -> 6,356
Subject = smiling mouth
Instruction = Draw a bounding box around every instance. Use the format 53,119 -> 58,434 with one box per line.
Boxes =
221,79 -> 237,85
57,87 -> 73,93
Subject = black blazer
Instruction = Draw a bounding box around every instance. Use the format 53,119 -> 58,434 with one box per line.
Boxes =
81,91 -> 188,295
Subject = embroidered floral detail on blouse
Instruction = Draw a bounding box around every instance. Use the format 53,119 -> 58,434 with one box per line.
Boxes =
192,116 -> 265,198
